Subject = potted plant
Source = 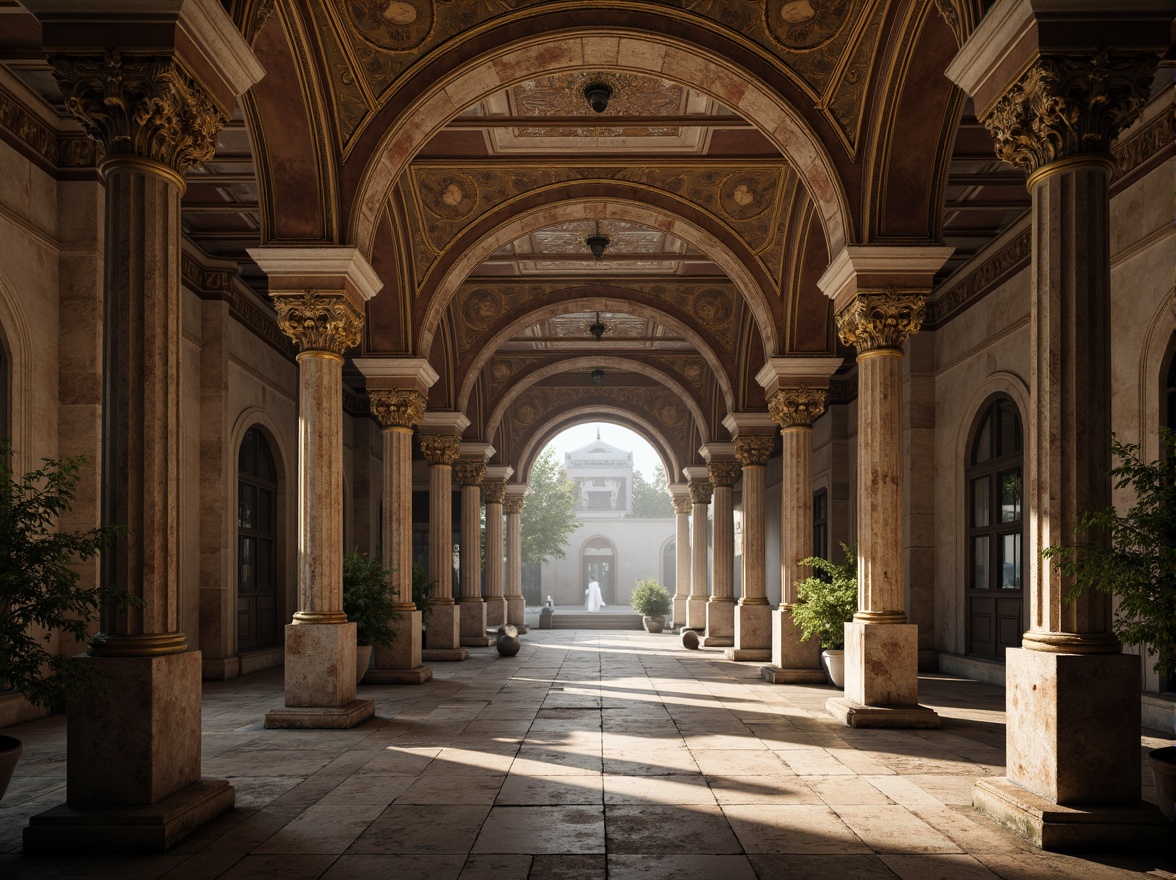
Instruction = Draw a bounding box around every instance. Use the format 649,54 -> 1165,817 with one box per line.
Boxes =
789,543 -> 858,687
342,549 -> 399,685
0,444 -> 138,801
630,578 -> 672,633
412,562 -> 433,645
1044,431 -> 1176,822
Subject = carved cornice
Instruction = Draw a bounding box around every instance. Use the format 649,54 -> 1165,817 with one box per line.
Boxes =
181,251 -> 296,359
482,479 -> 507,506
454,460 -> 486,488
368,389 -> 426,429
272,290 -> 364,354
0,83 -> 101,174
708,461 -> 741,488
503,496 -> 525,515
835,290 -> 925,353
828,375 -> 857,403
928,228 -> 1031,327
672,495 -> 692,515
688,480 -> 713,506
768,387 -> 828,429
1112,104 -> 1174,185
982,51 -> 1157,175
49,50 -> 226,174
419,434 -> 461,466
734,434 -> 774,467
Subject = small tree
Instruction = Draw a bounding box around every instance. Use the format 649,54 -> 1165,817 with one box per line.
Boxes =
630,578 -> 672,617
1043,431 -> 1176,680
0,444 -> 140,708
520,447 -> 579,566
630,465 -> 674,518
342,549 -> 398,648
411,562 -> 434,614
790,543 -> 858,650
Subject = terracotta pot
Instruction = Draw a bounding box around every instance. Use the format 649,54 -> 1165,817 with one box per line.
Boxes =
643,615 -> 665,633
1148,745 -> 1176,822
821,649 -> 845,688
356,645 -> 373,686
0,734 -> 22,802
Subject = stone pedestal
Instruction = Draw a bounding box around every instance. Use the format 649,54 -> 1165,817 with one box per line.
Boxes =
826,622 -> 938,728
367,611 -> 431,685
701,600 -> 735,648
761,607 -> 824,682
504,489 -> 528,632
460,600 -> 493,647
424,603 -> 465,659
726,431 -> 774,661
727,603 -> 772,662
265,622 -> 374,728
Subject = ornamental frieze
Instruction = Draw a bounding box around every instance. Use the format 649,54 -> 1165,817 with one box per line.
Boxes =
369,389 -> 426,429
419,434 -> 461,466
734,434 -> 775,467
49,50 -> 226,173
982,51 -> 1157,175
835,290 -> 925,352
0,85 -> 102,172
768,387 -> 828,429
272,290 -> 364,354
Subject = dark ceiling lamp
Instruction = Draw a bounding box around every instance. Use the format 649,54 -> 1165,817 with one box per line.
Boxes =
583,81 -> 613,113
589,312 -> 605,341
591,368 -> 605,384
586,219 -> 609,261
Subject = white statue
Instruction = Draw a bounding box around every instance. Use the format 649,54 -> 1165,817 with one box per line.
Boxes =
585,578 -> 606,613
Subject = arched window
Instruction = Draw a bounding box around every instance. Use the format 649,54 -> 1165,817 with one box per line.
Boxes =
662,540 -> 676,592
966,397 -> 1024,660
1166,335 -> 1176,434
238,427 -> 279,652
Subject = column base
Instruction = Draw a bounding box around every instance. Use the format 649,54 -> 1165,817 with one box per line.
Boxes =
264,700 -> 375,729
282,622 -> 358,708
506,596 -> 526,630
726,649 -> 771,662
760,665 -> 826,684
772,607 -> 821,673
701,599 -> 734,647
486,597 -> 507,629
733,603 -> 771,656
425,603 -> 461,651
460,600 -> 492,646
685,597 -> 707,631
363,666 -> 433,685
973,777 -> 1171,852
826,697 -> 939,729
24,778 -> 234,854
372,611 -> 425,681
844,621 -> 920,707
671,596 -> 686,630
422,648 -> 470,662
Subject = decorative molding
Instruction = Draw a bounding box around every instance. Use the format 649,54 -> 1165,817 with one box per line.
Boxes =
419,434 -> 461,466
0,83 -> 101,174
180,250 -> 296,359
928,228 -> 1031,326
768,387 -> 828,429
828,374 -> 858,403
503,496 -> 525,515
835,290 -> 925,352
982,51 -> 1157,175
453,460 -> 486,487
707,460 -> 741,488
368,389 -> 426,429
342,387 -> 368,416
1112,104 -> 1174,185
687,479 -> 713,506
49,50 -> 226,172
734,434 -> 774,467
671,495 -> 692,515
272,290 -> 364,354
482,479 -> 507,506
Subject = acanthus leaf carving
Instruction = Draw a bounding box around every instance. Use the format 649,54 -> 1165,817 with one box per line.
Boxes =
482,479 -> 507,506
768,387 -> 828,430
671,495 -> 693,515
688,479 -> 713,506
273,290 -> 364,354
707,460 -> 742,488
369,389 -> 426,429
454,460 -> 486,487
835,290 -> 925,353
419,434 -> 461,466
503,496 -> 526,515
734,434 -> 775,466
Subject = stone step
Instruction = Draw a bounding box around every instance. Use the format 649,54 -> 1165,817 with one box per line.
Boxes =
548,613 -> 646,631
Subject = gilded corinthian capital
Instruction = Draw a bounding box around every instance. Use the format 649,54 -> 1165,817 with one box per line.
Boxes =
272,290 -> 364,355
503,496 -> 525,516
419,434 -> 461,466
454,461 -> 486,488
368,389 -> 426,429
671,495 -> 692,515
983,51 -> 1157,175
708,461 -> 741,488
768,387 -> 828,430
734,434 -> 774,467
835,290 -> 924,353
49,50 -> 225,173
688,480 -> 713,506
482,479 -> 507,506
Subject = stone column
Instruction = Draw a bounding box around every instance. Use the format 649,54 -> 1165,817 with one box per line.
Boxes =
482,466 -> 513,629
948,0 -> 1167,848
418,426 -> 467,661
683,467 -> 712,631
455,452 -> 494,647
354,355 -> 439,686
504,485 -> 528,632
669,484 -> 691,628
246,251 -> 381,730
24,6 -> 262,852
701,450 -> 739,648
727,433 -> 775,662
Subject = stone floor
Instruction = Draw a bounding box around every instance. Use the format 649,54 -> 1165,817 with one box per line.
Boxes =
1,630 -> 1173,880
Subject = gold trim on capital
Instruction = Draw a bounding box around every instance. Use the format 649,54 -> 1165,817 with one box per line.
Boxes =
1021,631 -> 1122,654
768,387 -> 828,429
836,290 -> 925,353
503,496 -> 526,515
419,434 -> 461,466
49,50 -> 226,174
273,290 -> 364,354
87,631 -> 188,657
482,479 -> 507,506
292,611 -> 350,625
708,460 -> 741,488
454,460 -> 486,487
734,434 -> 774,467
369,388 -> 426,429
982,51 -> 1157,175
100,154 -> 187,192
1026,152 -> 1116,192
688,480 -> 713,506
671,496 -> 692,515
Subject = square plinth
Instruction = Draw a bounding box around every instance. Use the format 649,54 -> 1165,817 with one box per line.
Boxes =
422,648 -> 470,662
363,666 -> 433,685
973,776 -> 1172,852
486,598 -> 507,628
701,600 -> 734,647
282,621 -> 357,708
264,700 -> 374,729
374,611 -> 423,674
772,607 -> 821,671
843,621 -> 920,707
726,648 -> 772,662
826,697 -> 940,729
459,600 -> 490,646
734,603 -> 772,654
685,597 -> 707,630
761,665 -> 826,684
425,603 -> 461,650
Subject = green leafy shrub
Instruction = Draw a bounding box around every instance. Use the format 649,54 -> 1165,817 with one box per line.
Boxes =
342,549 -> 398,648
630,578 -> 672,617
790,543 -> 858,650
412,562 -> 434,614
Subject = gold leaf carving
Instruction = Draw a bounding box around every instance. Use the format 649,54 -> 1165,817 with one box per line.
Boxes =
835,290 -> 925,352
273,290 -> 365,354
482,479 -> 507,505
369,389 -> 426,428
734,434 -> 775,466
419,433 -> 461,465
688,479 -> 713,505
768,387 -> 828,429
708,460 -> 742,488
454,460 -> 487,487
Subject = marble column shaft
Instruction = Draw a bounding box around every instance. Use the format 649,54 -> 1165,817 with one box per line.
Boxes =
728,434 -> 774,661
482,479 -> 506,629
702,460 -> 739,647
420,434 -> 462,653
504,495 -> 526,629
671,490 -> 691,628
686,476 -> 712,631
455,460 -> 491,646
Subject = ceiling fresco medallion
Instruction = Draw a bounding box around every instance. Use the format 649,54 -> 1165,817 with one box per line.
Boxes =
417,169 -> 479,221
345,0 -> 434,52
765,0 -> 852,51
719,171 -> 776,220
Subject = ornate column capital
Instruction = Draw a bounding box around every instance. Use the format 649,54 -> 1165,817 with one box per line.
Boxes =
688,479 -> 713,506
49,50 -> 225,176
708,461 -> 741,488
982,51 -> 1157,177
482,479 -> 507,506
503,496 -> 525,516
273,291 -> 364,355
454,460 -> 486,488
419,434 -> 461,466
368,389 -> 426,429
671,495 -> 692,516
835,290 -> 925,353
734,434 -> 774,467
768,387 -> 828,430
